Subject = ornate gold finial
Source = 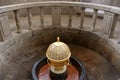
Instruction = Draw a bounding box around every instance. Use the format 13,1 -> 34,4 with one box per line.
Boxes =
46,36 -> 71,67
57,36 -> 60,42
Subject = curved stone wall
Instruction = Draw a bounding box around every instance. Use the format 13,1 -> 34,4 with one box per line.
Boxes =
0,27 -> 120,75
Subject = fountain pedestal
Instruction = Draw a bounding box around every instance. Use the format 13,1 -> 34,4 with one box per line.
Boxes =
46,37 -> 71,80
32,37 -> 87,80
32,56 -> 87,80
50,69 -> 68,80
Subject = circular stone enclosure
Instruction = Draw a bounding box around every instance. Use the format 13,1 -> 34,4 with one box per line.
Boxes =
0,27 -> 120,80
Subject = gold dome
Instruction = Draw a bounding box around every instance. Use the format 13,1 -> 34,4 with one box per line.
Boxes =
46,37 -> 71,63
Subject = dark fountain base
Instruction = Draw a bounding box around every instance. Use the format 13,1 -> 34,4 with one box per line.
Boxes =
50,70 -> 68,80
32,56 -> 87,80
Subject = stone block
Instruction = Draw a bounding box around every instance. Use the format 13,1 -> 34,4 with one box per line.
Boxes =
102,12 -> 114,34
0,13 -> 12,41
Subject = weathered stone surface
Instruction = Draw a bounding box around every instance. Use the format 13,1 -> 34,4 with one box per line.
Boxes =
0,44 -> 120,80
0,27 -> 120,80
0,13 -> 12,41
0,1 -> 119,79
52,7 -> 61,27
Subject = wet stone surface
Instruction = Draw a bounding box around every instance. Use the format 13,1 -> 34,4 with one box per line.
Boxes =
1,44 -> 120,80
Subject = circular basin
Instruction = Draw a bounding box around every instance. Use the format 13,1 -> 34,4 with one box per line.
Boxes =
32,56 -> 87,80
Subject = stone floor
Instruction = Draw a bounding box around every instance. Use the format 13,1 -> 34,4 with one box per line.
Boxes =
1,44 -> 119,80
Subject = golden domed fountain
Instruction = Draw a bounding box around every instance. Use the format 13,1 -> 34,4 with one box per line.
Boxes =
32,37 -> 87,80
46,37 -> 71,80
